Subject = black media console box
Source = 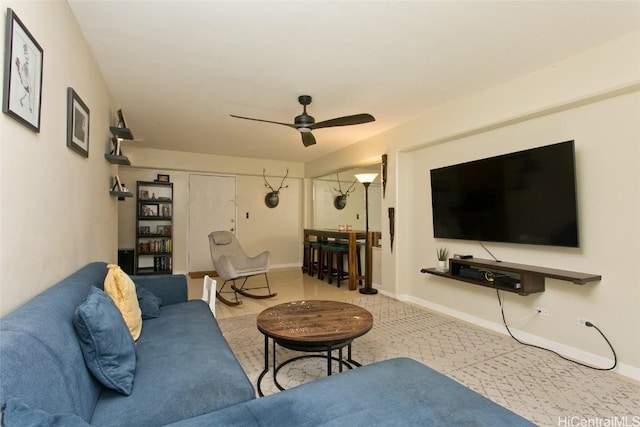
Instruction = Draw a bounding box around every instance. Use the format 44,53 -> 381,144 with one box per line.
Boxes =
422,258 -> 601,296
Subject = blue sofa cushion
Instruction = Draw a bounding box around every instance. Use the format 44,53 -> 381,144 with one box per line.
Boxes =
90,300 -> 256,427
135,285 -> 162,319
167,357 -> 534,427
1,398 -> 90,427
130,274 -> 187,306
73,287 -> 137,396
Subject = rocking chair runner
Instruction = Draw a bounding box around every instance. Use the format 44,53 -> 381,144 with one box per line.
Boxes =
208,231 -> 277,306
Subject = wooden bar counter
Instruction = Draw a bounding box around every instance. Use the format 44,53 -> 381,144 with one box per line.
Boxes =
303,228 -> 373,291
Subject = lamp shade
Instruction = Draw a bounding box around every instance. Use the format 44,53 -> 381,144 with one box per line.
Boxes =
355,173 -> 378,184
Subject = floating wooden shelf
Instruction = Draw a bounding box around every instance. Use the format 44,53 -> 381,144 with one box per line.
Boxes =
109,190 -> 133,199
104,153 -> 131,165
421,257 -> 601,296
109,126 -> 134,140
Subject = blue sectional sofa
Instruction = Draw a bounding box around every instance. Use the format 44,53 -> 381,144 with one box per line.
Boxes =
0,262 -> 534,426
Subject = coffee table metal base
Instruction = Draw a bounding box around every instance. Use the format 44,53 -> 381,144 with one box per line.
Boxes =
257,335 -> 362,397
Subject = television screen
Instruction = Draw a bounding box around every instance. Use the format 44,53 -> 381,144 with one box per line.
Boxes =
430,140 -> 579,247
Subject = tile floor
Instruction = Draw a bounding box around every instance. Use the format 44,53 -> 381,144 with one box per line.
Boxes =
187,267 -> 355,319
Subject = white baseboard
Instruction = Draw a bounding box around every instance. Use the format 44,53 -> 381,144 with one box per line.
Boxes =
271,263 -> 303,270
390,293 -> 640,382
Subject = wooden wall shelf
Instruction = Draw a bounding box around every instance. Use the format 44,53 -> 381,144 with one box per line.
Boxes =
109,126 -> 134,140
105,153 -> 131,165
421,257 -> 601,296
109,190 -> 133,199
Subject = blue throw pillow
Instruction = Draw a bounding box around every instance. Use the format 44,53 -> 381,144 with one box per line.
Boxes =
73,286 -> 136,395
136,285 -> 162,319
1,398 -> 90,426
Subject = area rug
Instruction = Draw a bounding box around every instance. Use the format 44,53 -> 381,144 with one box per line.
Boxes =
218,295 -> 640,426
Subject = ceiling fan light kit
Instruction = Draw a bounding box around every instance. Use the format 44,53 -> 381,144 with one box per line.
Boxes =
230,95 -> 375,147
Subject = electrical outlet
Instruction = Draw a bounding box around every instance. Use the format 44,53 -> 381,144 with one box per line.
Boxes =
577,317 -> 590,327
534,306 -> 549,316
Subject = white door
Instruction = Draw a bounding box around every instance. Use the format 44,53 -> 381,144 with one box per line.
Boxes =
188,174 -> 237,273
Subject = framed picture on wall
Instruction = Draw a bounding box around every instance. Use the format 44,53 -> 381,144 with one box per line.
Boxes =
66,87 -> 90,157
2,8 -> 44,132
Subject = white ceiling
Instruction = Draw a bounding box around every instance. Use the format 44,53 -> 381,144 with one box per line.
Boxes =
68,1 -> 640,163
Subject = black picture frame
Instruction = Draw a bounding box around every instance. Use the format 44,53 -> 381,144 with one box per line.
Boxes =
2,8 -> 44,132
66,88 -> 90,157
156,174 -> 170,182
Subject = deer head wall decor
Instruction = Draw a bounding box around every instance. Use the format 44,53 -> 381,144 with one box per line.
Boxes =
333,174 -> 357,210
263,168 -> 289,208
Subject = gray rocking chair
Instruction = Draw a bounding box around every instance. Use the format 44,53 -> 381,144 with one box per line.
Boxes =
208,231 -> 277,306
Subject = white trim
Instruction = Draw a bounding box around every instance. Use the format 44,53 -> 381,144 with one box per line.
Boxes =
271,263 -> 302,270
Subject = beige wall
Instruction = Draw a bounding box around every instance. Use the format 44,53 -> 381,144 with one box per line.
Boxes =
306,30 -> 640,378
0,1 -> 116,315
115,152 -> 304,272
401,91 -> 639,376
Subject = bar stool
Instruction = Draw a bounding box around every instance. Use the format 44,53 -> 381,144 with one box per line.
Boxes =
318,239 -> 341,281
323,243 -> 349,287
304,241 -> 321,277
302,241 -> 312,274
336,243 -> 363,287
317,241 -> 331,281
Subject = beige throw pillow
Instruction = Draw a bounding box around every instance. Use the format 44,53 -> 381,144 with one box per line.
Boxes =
104,264 -> 142,340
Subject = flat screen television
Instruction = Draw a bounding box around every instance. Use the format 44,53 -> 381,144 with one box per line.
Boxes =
430,140 -> 579,247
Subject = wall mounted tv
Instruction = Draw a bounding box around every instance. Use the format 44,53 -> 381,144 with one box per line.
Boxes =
430,140 -> 579,248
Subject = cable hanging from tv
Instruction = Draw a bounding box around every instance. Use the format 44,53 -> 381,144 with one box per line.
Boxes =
479,240 -> 501,262
496,290 -> 617,371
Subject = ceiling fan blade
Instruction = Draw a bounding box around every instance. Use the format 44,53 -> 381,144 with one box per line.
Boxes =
230,114 -> 297,129
310,113 -> 375,130
301,131 -> 316,147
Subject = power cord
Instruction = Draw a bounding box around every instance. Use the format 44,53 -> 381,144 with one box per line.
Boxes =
496,289 -> 617,371
479,240 -> 501,262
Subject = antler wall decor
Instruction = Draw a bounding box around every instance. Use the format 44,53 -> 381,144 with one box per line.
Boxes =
333,174 -> 357,210
263,168 -> 289,208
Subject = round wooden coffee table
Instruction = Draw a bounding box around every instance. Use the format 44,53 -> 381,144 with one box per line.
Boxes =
256,300 -> 373,396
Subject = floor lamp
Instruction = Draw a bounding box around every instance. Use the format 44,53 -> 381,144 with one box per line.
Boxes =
355,172 -> 378,295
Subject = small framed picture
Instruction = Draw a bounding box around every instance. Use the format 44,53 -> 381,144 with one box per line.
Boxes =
139,226 -> 150,236
140,204 -> 158,217
161,205 -> 171,218
156,174 -> 170,182
2,8 -> 44,132
138,242 -> 150,254
140,190 -> 149,200
66,88 -> 90,157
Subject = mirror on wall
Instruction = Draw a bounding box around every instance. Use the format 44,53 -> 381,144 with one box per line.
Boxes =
313,164 -> 381,233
